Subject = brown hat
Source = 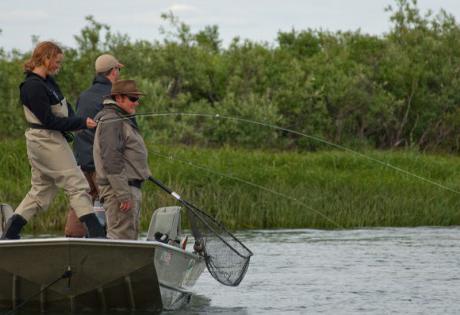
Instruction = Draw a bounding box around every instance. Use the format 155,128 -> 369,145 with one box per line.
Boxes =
111,80 -> 145,96
95,54 -> 124,72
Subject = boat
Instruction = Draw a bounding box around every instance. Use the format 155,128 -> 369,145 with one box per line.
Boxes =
0,206 -> 205,313
0,177 -> 253,313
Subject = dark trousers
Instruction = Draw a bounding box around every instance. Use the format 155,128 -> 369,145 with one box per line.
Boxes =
64,171 -> 99,237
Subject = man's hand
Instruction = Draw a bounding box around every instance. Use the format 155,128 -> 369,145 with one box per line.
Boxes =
86,117 -> 97,128
119,199 -> 133,212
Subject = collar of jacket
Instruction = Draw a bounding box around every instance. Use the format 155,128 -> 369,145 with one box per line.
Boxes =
25,71 -> 46,80
92,74 -> 112,86
21,71 -> 56,86
102,98 -> 139,129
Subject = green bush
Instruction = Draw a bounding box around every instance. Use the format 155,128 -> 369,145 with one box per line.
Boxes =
3,1 -> 460,152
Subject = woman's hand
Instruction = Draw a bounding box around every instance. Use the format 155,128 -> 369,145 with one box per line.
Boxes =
86,117 -> 97,128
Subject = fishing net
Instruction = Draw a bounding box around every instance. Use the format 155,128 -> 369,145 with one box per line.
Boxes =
184,200 -> 253,287
147,176 -> 253,287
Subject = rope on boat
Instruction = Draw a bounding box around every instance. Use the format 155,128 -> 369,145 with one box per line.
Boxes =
1,266 -> 72,315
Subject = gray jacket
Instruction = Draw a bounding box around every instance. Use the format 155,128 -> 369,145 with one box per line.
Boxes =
93,98 -> 151,201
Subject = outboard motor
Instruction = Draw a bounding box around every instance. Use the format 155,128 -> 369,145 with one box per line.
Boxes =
0,204 -> 14,235
147,206 -> 183,247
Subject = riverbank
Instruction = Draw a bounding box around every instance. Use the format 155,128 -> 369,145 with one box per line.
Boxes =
1,138 -> 460,233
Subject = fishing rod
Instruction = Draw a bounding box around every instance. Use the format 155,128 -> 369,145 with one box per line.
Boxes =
96,111 -> 460,196
147,175 -> 254,256
147,174 -> 253,286
124,154 -> 253,286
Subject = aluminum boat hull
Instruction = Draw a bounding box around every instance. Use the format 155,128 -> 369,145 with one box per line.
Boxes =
0,238 -> 205,313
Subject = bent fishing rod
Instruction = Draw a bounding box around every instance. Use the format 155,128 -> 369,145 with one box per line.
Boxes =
96,111 -> 460,196
149,149 -> 345,229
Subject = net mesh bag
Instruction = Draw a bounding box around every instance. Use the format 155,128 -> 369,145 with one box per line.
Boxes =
185,201 -> 253,286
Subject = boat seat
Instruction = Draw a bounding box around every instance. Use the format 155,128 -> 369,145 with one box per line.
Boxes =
146,206 -> 182,244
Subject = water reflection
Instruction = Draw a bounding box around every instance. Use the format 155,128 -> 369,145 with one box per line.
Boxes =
169,294 -> 248,315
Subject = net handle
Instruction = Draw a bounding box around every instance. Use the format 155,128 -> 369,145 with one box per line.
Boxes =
147,176 -> 254,258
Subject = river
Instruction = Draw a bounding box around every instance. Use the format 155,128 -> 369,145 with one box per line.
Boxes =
11,227 -> 460,315
170,227 -> 460,315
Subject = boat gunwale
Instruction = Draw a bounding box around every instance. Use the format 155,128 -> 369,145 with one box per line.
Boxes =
0,237 -> 204,260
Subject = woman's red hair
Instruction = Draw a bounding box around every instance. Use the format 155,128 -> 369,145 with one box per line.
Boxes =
24,41 -> 63,72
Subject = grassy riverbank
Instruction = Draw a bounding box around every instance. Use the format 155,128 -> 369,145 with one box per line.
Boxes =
1,138 -> 460,234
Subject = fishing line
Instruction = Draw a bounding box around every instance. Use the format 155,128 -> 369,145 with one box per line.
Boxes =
97,111 -> 460,195
150,149 -> 344,229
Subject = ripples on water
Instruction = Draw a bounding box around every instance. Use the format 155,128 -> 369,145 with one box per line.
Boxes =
172,227 -> 460,315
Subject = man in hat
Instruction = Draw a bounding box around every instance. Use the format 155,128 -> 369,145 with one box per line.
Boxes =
93,80 -> 151,240
65,54 -> 124,237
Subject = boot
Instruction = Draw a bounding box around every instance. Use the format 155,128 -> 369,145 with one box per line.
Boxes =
1,214 -> 27,240
64,208 -> 87,237
79,213 -> 106,238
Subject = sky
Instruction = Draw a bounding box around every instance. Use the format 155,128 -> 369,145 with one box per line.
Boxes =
2,0 -> 460,52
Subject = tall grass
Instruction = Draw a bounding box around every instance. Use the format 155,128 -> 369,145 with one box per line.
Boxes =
1,138 -> 460,234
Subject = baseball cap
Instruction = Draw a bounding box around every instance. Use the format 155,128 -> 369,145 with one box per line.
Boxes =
95,54 -> 124,73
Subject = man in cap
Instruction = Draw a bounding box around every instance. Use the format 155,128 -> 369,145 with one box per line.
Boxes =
93,80 -> 151,240
65,54 -> 124,237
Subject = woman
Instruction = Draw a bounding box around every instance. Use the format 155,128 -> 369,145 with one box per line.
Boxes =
1,41 -> 105,239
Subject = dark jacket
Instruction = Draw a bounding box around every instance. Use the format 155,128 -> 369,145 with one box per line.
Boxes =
20,72 -> 85,131
74,75 -> 112,172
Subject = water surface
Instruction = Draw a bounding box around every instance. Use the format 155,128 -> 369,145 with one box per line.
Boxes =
13,228 -> 460,314
172,227 -> 460,314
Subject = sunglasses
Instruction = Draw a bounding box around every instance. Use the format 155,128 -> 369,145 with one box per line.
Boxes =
126,95 -> 139,102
